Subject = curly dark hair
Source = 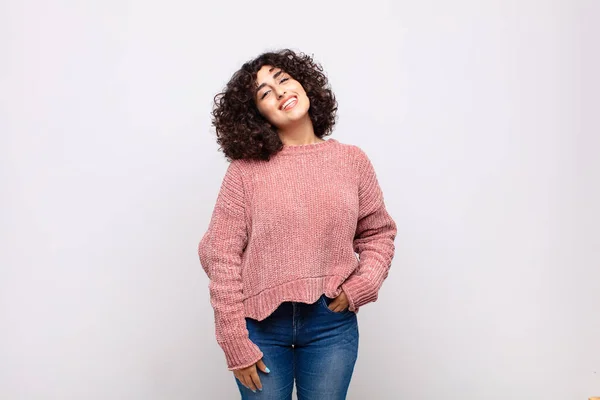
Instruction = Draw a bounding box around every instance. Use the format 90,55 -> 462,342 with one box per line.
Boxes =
211,49 -> 338,161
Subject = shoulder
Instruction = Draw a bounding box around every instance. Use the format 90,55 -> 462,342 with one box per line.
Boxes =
328,139 -> 369,161
220,159 -> 250,192
333,140 -> 373,170
226,158 -> 254,176
223,159 -> 260,188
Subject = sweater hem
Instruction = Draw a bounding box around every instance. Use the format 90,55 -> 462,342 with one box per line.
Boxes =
242,275 -> 357,321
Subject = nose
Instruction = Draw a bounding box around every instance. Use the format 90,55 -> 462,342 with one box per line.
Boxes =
275,88 -> 286,99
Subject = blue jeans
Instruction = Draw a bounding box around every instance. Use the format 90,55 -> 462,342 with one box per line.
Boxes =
235,294 -> 359,399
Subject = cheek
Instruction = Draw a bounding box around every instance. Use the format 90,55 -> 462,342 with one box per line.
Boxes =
257,102 -> 279,121
297,93 -> 310,111
295,87 -> 308,104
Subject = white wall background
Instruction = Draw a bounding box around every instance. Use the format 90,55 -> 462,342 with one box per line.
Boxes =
1,0 -> 598,399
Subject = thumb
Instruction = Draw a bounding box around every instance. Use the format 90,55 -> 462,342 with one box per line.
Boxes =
256,358 -> 271,374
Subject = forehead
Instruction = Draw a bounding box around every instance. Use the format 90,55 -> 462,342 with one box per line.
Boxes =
256,65 -> 281,82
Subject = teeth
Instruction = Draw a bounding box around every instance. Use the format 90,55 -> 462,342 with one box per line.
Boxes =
282,97 -> 297,110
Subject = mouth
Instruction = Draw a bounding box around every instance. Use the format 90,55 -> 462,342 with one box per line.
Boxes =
280,96 -> 298,111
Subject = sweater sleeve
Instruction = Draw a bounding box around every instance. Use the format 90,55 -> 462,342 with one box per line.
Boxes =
341,148 -> 397,312
198,160 -> 263,370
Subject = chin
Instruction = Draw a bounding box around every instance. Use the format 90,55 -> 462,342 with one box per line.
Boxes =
286,111 -> 310,124
289,103 -> 310,118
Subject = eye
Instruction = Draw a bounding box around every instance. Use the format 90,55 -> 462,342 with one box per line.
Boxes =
280,77 -> 289,83
260,90 -> 271,100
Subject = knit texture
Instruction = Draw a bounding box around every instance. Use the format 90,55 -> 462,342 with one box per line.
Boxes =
198,138 -> 397,370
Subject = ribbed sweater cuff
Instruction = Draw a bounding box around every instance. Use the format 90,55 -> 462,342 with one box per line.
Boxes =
218,337 -> 264,371
341,274 -> 378,312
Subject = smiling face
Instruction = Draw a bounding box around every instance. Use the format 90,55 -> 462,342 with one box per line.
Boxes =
254,65 -> 311,130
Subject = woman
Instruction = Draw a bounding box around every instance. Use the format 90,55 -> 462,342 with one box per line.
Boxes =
198,49 -> 397,399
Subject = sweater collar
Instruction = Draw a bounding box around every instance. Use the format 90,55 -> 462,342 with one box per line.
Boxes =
277,138 -> 337,156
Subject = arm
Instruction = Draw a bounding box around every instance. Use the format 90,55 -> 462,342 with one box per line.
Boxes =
198,161 -> 263,370
341,148 -> 398,312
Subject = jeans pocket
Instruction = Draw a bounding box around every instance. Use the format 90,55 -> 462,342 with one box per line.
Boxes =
320,294 -> 350,314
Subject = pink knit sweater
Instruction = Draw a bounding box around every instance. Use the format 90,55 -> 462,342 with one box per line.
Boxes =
198,138 -> 397,370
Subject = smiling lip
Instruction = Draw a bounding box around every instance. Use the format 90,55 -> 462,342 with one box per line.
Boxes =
280,96 -> 298,111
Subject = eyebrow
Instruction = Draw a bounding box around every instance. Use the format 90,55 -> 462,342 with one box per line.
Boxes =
255,68 -> 284,95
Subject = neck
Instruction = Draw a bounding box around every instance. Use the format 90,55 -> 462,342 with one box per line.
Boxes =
277,115 -> 322,146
